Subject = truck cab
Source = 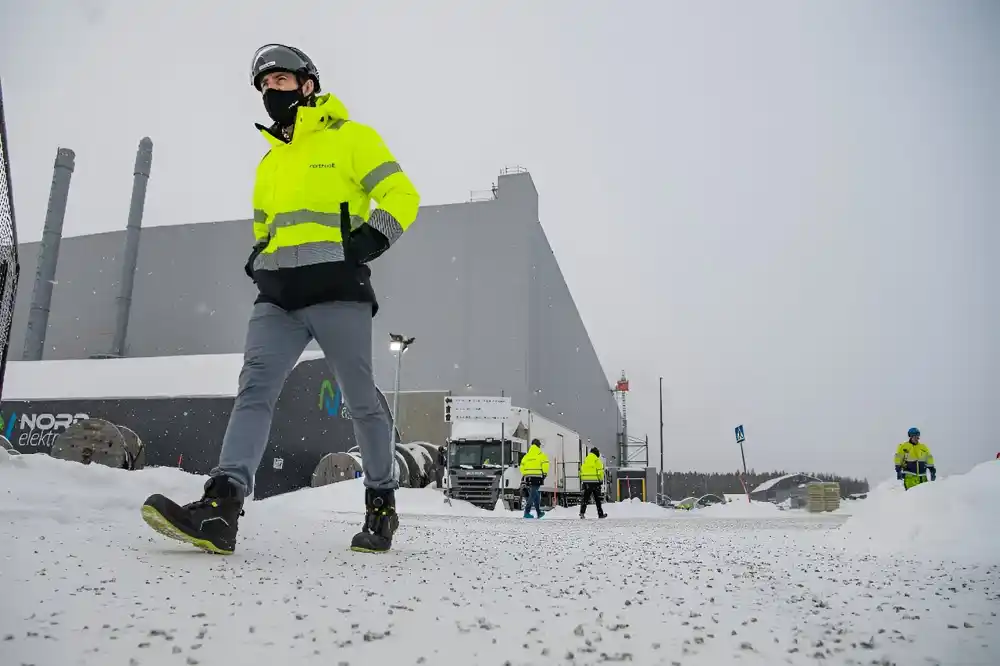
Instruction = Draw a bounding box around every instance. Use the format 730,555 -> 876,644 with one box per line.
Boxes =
446,436 -> 525,509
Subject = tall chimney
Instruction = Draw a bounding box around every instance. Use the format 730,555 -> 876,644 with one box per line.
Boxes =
22,147 -> 75,361
110,137 -> 152,358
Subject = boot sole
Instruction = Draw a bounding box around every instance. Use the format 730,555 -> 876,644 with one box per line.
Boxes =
349,546 -> 390,553
140,505 -> 233,555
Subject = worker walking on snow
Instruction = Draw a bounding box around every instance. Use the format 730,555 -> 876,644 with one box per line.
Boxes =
435,446 -> 446,488
519,438 -> 550,518
894,427 -> 937,490
579,446 -> 607,519
141,43 -> 419,555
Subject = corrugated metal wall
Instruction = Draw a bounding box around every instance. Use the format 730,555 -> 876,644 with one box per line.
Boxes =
10,171 -> 619,450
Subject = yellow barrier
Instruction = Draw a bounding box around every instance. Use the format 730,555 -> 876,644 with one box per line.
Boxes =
618,477 -> 646,502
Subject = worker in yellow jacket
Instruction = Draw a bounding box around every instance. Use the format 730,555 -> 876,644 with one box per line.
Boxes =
894,427 -> 937,490
579,446 -> 607,519
520,438 -> 550,518
143,44 -> 419,556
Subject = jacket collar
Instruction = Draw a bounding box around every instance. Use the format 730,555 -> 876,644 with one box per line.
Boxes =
255,92 -> 350,146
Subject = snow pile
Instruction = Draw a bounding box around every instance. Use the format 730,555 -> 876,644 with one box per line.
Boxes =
0,452 -> 207,522
870,474 -> 908,496
595,497 -> 672,518
0,453 -> 493,520
260,476 -> 491,517
695,498 -> 784,518
836,460 -> 1000,563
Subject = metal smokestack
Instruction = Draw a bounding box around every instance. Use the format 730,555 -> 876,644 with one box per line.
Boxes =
22,147 -> 75,361
110,137 -> 152,358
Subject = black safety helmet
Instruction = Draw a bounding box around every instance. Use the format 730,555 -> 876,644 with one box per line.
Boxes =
531,438 -> 542,448
250,44 -> 321,92
590,447 -> 600,456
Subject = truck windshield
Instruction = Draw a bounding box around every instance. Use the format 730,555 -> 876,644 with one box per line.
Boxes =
450,441 -> 509,468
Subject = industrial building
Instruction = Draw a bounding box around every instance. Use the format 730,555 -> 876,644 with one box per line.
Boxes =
3,150 -> 621,493
749,473 -> 822,504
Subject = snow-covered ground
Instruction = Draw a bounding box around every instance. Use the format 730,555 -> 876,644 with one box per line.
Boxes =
2,453 -> 997,666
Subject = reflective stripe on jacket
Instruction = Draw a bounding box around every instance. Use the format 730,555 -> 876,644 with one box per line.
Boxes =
519,444 -> 550,478
250,92 -> 419,311
580,453 -> 604,482
894,441 -> 935,475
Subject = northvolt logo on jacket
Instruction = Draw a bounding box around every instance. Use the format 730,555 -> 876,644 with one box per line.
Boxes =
310,162 -> 336,169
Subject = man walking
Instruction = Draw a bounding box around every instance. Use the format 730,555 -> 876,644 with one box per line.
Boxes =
141,44 -> 419,555
435,446 -> 446,489
579,446 -> 607,519
894,427 -> 937,490
519,438 -> 549,518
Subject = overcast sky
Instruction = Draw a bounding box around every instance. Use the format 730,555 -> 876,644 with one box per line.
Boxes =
1,0 -> 996,483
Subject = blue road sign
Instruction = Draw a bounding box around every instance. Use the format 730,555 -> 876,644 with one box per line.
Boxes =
735,425 -> 745,444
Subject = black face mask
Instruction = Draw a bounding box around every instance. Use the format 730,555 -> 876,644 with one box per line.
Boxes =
262,87 -> 306,127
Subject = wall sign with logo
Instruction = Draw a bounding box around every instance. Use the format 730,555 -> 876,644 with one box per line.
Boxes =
318,379 -> 351,419
1,411 -> 89,449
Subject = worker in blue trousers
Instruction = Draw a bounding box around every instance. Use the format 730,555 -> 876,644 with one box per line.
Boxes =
519,438 -> 550,518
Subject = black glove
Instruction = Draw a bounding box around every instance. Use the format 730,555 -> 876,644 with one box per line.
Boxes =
928,466 -> 937,481
895,466 -> 904,480
345,224 -> 390,264
244,240 -> 268,280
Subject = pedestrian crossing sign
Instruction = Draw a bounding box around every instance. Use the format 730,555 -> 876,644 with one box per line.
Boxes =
735,425 -> 745,444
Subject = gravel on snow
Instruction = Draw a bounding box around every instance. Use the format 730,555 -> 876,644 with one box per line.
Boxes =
1,507 -> 997,666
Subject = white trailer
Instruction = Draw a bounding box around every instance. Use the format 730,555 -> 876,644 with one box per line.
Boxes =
524,410 -> 584,500
446,402 -> 586,510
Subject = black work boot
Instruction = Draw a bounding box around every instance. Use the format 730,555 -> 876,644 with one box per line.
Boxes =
141,476 -> 246,555
350,488 -> 399,553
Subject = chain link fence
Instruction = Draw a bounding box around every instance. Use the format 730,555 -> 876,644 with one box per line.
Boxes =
0,78 -> 22,400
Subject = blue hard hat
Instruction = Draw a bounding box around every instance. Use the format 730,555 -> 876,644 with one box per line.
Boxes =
907,427 -> 920,437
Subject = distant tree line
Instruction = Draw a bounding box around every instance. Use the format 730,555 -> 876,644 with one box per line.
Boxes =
661,470 -> 870,500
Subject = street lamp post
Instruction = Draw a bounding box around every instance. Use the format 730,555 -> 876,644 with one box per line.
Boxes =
388,333 -> 415,444
659,376 -> 664,504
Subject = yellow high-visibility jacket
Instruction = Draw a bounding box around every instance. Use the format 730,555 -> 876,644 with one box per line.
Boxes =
250,92 -> 419,312
894,441 -> 936,476
580,452 -> 604,483
519,444 -> 550,479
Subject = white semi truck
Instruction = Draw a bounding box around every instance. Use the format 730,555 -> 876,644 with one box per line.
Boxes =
445,406 -> 588,511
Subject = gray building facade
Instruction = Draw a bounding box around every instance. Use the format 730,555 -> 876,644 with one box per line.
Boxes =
9,171 -> 619,450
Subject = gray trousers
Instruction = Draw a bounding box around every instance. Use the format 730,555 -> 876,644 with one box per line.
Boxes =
210,301 -> 395,495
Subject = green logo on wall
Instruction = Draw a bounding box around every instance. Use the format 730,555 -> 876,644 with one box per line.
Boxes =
318,380 -> 349,418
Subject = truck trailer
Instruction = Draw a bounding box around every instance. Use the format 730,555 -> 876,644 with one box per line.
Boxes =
446,407 -> 592,510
